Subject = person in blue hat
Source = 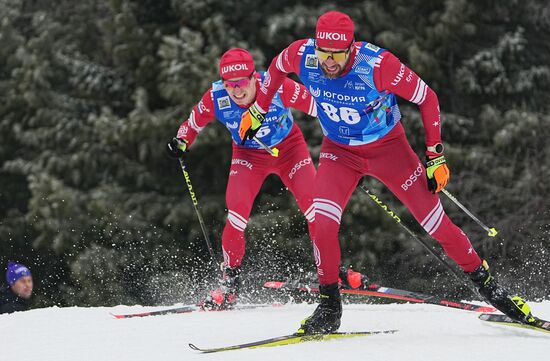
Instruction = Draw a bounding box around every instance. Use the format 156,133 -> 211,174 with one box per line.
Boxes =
0,261 -> 33,314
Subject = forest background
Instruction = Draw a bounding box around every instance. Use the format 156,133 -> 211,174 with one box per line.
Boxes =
1,0 -> 549,308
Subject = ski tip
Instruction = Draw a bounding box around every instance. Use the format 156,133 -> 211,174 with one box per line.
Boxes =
188,343 -> 200,351
110,312 -> 124,319
478,313 -> 495,320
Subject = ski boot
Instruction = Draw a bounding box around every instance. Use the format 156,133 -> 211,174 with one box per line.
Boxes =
468,260 -> 536,324
339,266 -> 370,290
297,283 -> 342,335
199,267 -> 241,311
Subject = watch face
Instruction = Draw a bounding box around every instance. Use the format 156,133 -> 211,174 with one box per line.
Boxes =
429,143 -> 444,154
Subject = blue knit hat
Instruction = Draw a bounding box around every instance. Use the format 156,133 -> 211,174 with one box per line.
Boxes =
6,261 -> 32,286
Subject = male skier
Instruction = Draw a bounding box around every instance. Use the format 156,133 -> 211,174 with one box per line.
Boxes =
239,11 -> 535,334
167,48 -> 317,309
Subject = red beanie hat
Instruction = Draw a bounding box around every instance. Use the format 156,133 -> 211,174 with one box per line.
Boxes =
316,11 -> 355,49
219,48 -> 255,80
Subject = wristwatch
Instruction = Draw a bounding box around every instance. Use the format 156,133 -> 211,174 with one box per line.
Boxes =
427,143 -> 444,154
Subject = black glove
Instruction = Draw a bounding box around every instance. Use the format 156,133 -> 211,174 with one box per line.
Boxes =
166,137 -> 188,159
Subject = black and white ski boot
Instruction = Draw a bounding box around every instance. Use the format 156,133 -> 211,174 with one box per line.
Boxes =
339,266 -> 370,289
200,266 -> 241,310
468,260 -> 535,324
297,283 -> 342,334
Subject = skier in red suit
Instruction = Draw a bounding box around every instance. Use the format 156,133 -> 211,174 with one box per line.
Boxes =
167,48 -> 317,309
239,11 -> 534,334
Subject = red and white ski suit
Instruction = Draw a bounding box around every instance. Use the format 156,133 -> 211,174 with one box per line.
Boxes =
256,39 -> 482,284
176,74 -> 317,267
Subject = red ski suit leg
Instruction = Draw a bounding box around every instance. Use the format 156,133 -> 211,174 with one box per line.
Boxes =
222,125 -> 316,268
273,126 -> 316,239
313,124 -> 482,284
221,149 -> 267,268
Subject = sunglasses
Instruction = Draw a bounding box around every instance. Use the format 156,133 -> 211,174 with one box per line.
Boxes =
224,76 -> 253,89
315,47 -> 351,62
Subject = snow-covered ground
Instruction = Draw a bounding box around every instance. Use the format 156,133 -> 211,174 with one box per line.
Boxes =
1,301 -> 549,361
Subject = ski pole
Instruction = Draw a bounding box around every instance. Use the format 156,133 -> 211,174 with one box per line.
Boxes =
441,188 -> 498,237
359,183 -> 480,296
178,158 -> 217,261
253,136 -> 279,157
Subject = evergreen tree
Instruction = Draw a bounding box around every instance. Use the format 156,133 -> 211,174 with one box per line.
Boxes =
1,0 -> 548,305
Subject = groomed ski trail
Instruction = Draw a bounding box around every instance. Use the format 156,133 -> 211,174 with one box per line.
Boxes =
1,302 -> 549,361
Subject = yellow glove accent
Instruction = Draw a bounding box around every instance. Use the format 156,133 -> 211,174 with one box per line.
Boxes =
426,155 -> 450,193
239,103 -> 265,142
